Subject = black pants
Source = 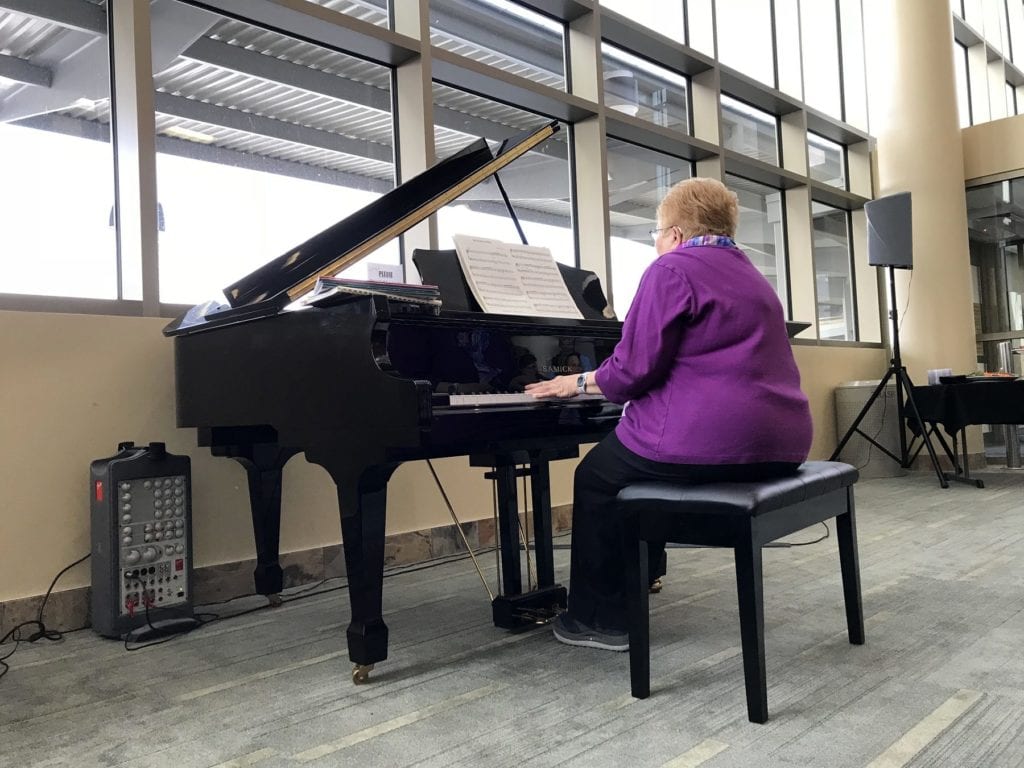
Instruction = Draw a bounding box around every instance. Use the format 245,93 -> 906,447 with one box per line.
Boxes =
567,431 -> 800,632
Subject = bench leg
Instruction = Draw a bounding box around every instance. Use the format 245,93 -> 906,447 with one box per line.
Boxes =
735,529 -> 768,723
625,535 -> 650,699
836,488 -> 865,645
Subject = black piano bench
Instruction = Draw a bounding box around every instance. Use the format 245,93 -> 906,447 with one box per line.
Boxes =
618,460 -> 863,723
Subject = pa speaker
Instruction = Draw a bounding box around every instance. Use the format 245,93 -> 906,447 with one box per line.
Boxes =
866,192 -> 913,269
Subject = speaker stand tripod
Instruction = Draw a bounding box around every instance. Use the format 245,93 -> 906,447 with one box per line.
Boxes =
830,266 -> 949,489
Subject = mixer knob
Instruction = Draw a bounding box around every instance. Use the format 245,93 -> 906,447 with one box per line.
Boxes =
126,549 -> 141,565
142,546 -> 159,563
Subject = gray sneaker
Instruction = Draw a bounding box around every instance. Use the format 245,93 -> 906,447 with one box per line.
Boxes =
552,613 -> 629,652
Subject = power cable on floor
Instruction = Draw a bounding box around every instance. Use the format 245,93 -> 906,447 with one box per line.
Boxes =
0,552 -> 91,681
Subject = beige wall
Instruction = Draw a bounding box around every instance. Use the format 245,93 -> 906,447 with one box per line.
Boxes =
794,344 -> 889,457
962,113 -> 1024,182
1,309 -> 887,602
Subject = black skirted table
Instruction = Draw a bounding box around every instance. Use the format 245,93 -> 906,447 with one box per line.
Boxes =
909,379 -> 1024,487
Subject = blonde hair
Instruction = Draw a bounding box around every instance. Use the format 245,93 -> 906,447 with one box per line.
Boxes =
657,177 -> 739,240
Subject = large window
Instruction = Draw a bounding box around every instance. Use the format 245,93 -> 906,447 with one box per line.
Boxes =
968,178 -> 1024,336
955,41 -> 972,127
429,0 -> 565,91
838,0 -> 868,129
812,201 -> 855,340
966,149 -> 1024,458
953,1 -> 1024,128
775,0 -> 802,99
0,2 -> 115,299
726,174 -> 788,309
432,85 -> 574,266
1,0 -> 877,347
600,44 -> 689,133
151,4 -> 396,305
808,133 -> 847,190
800,1 -> 841,119
301,0 -> 389,27
715,0 -> 775,87
598,0 -> 686,42
1011,0 -> 1024,66
721,95 -> 779,165
606,138 -> 692,314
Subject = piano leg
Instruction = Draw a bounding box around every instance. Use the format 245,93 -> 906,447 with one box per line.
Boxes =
308,455 -> 398,683
228,444 -> 300,601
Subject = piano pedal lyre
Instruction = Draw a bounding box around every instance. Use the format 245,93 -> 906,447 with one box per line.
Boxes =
352,663 -> 374,684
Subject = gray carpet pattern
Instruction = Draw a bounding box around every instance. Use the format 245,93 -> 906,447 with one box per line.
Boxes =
1,470 -> 1023,767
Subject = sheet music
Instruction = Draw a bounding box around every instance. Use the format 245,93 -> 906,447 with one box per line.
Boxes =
453,235 -> 583,319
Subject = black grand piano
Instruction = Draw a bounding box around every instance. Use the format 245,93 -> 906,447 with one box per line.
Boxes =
165,122 -> 625,682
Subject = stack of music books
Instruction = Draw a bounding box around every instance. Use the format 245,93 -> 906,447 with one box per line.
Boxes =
307,276 -> 443,307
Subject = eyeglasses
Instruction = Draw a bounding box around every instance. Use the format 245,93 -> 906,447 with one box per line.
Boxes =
648,225 -> 677,241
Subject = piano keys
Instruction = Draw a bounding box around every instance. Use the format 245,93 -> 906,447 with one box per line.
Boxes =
444,392 -> 606,407
166,122 -> 624,683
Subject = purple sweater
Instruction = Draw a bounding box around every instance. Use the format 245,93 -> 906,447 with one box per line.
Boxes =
594,243 -> 812,464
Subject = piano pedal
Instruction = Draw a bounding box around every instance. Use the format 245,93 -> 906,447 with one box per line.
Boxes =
352,663 -> 374,684
514,605 -> 560,626
492,586 -> 567,629
649,578 -> 664,594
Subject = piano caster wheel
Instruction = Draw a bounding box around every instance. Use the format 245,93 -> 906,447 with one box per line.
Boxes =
267,594 -> 283,607
649,578 -> 663,594
352,664 -> 374,684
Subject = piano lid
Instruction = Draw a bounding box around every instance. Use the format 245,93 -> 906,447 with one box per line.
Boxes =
223,121 -> 560,309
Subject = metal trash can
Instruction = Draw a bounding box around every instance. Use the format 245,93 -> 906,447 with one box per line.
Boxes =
834,380 -> 908,478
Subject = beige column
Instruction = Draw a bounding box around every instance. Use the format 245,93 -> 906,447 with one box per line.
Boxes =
567,10 -> 611,284
863,0 -> 975,382
392,0 -> 435,279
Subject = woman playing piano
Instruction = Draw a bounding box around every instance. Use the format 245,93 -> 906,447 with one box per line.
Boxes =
526,177 -> 813,651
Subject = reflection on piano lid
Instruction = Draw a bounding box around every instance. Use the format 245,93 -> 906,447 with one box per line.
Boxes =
164,121 -> 560,338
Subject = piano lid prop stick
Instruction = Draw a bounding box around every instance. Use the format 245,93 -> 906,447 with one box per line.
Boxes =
492,479 -> 502,596
425,460 -> 493,602
285,123 -> 558,302
518,468 -> 536,593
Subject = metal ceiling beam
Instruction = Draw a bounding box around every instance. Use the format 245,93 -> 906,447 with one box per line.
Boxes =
0,52 -> 51,87
515,0 -> 594,23
0,25 -> 106,122
154,91 -> 395,163
1,0 -> 216,123
185,0 -> 419,67
428,1 -> 565,83
181,36 -> 393,112
182,36 -> 569,159
432,47 -> 596,124
0,0 -> 105,34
